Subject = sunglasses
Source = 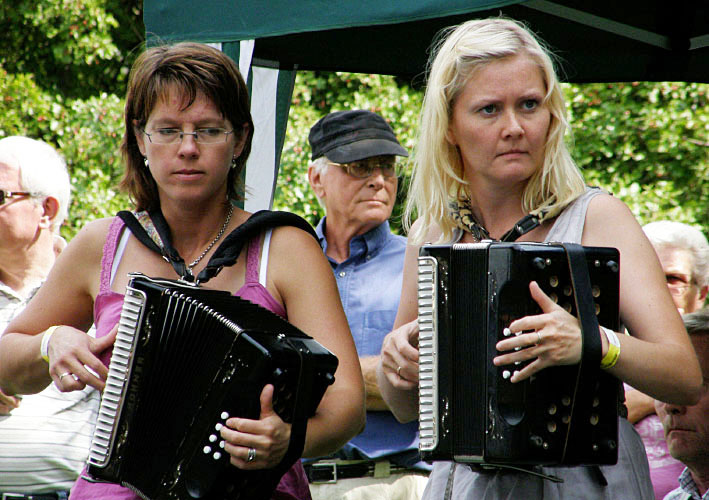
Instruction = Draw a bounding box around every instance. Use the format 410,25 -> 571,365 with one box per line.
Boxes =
328,158 -> 399,179
0,190 -> 36,205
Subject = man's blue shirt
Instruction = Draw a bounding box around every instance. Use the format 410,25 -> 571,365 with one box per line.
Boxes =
315,217 -> 426,468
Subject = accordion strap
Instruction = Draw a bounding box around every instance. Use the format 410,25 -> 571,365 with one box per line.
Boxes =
117,208 -> 317,284
560,243 -> 604,462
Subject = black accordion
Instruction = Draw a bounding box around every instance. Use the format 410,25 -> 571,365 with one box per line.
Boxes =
417,242 -> 622,467
86,273 -> 338,500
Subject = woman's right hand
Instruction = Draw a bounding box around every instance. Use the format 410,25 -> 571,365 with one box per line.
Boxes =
379,320 -> 420,390
48,324 -> 117,393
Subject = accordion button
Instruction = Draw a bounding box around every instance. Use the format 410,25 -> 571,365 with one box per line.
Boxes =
502,370 -> 511,379
215,423 -> 223,431
219,440 -> 225,448
213,452 -> 222,460
221,411 -> 229,419
503,328 -> 512,337
203,446 -> 211,454
209,434 -> 217,442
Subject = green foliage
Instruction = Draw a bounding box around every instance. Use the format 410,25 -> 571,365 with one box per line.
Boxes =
566,82 -> 708,229
275,74 -> 708,237
0,65 -> 131,239
0,0 -> 143,99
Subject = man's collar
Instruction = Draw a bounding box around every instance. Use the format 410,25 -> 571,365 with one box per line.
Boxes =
315,217 -> 392,257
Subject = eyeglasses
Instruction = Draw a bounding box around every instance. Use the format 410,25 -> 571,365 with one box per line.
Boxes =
142,128 -> 234,145
328,158 -> 399,179
666,274 -> 696,296
0,190 -> 36,205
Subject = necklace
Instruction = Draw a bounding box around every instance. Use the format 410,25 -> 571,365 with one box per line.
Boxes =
186,204 -> 234,271
450,198 -> 543,243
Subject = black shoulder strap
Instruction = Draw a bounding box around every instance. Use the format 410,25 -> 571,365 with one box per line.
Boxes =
116,209 -> 317,285
196,210 -> 317,284
559,242 -> 603,462
116,210 -> 189,279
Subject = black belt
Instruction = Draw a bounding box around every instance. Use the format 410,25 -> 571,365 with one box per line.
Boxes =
304,460 -> 419,484
1,493 -> 70,500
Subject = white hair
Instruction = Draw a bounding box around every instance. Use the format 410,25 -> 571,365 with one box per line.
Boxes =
643,220 -> 709,288
0,136 -> 71,232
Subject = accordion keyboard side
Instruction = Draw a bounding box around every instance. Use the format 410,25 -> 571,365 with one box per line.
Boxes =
417,255 -> 439,452
87,286 -> 146,469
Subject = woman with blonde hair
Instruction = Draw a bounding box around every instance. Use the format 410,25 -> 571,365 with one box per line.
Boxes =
377,18 -> 701,499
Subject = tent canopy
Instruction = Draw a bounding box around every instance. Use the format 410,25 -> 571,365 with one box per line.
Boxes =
145,0 -> 709,84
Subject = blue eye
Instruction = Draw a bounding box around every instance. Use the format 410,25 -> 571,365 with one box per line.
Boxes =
157,128 -> 180,136
480,104 -> 497,115
522,99 -> 539,110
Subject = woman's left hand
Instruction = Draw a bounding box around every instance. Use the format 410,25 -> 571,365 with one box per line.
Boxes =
221,384 -> 291,469
493,281 -> 584,383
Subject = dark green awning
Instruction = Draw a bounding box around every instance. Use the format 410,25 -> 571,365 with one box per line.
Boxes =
145,0 -> 709,83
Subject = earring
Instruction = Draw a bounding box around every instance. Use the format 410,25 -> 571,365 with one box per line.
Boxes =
143,157 -> 149,168
231,157 -> 237,169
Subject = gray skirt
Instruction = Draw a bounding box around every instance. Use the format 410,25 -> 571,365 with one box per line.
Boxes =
422,418 -> 653,500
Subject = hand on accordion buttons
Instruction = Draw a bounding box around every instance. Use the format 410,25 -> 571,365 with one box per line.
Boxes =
220,384 -> 291,470
49,324 -> 115,393
380,319 -> 420,388
493,281 -> 583,383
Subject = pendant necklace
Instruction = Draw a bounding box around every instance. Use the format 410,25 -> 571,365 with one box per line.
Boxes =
186,204 -> 234,273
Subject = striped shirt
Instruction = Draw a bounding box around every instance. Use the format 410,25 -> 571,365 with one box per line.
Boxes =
664,468 -> 709,500
0,281 -> 100,493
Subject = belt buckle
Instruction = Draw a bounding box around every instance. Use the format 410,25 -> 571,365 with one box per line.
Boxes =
2,494 -> 27,500
309,461 -> 338,484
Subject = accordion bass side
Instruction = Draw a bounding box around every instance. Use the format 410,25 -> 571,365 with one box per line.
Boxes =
417,242 -> 622,466
86,273 -> 338,500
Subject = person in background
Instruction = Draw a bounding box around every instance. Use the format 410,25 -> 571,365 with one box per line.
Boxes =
625,221 -> 709,498
655,309 -> 709,500
0,136 -> 100,499
376,18 -> 702,499
305,110 -> 429,500
0,43 -> 365,500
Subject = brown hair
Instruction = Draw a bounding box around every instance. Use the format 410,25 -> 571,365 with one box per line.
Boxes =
119,42 -> 254,211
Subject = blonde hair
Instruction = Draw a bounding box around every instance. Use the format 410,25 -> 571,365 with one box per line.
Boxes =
406,17 -> 586,244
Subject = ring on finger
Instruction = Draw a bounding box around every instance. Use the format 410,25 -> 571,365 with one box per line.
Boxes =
397,366 -> 402,377
536,331 -> 543,345
246,447 -> 256,463
59,372 -> 72,381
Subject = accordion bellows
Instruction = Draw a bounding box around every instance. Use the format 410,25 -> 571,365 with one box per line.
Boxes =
87,273 -> 338,500
417,242 -> 622,467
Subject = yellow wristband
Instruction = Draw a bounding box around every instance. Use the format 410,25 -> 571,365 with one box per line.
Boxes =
40,326 -> 60,363
600,326 -> 620,370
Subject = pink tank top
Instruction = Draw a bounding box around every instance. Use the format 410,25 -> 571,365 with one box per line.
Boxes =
70,218 -> 311,500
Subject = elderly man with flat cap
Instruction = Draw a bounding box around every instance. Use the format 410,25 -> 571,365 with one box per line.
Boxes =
305,110 -> 430,500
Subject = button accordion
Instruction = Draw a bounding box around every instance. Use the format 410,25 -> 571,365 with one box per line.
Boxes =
417,242 -> 622,466
86,273 -> 338,499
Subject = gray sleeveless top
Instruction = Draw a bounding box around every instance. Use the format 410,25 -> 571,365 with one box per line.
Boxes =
424,186 -> 654,500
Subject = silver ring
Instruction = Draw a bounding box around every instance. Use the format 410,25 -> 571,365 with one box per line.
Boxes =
536,331 -> 543,345
59,372 -> 72,381
246,447 -> 256,463
397,366 -> 402,377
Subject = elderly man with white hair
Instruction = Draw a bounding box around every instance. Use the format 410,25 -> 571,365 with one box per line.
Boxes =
625,221 -> 709,499
0,136 -> 99,500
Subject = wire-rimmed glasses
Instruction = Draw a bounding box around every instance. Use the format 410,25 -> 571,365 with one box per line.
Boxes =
142,128 -> 234,145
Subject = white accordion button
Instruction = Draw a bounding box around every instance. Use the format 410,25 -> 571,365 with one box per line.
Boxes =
502,370 -> 511,379
209,434 -> 217,442
203,446 -> 211,454
221,411 -> 229,420
219,440 -> 225,449
503,328 -> 512,337
213,452 -> 222,460
215,423 -> 223,431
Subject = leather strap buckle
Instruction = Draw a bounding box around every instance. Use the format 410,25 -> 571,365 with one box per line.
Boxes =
308,462 -> 338,484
